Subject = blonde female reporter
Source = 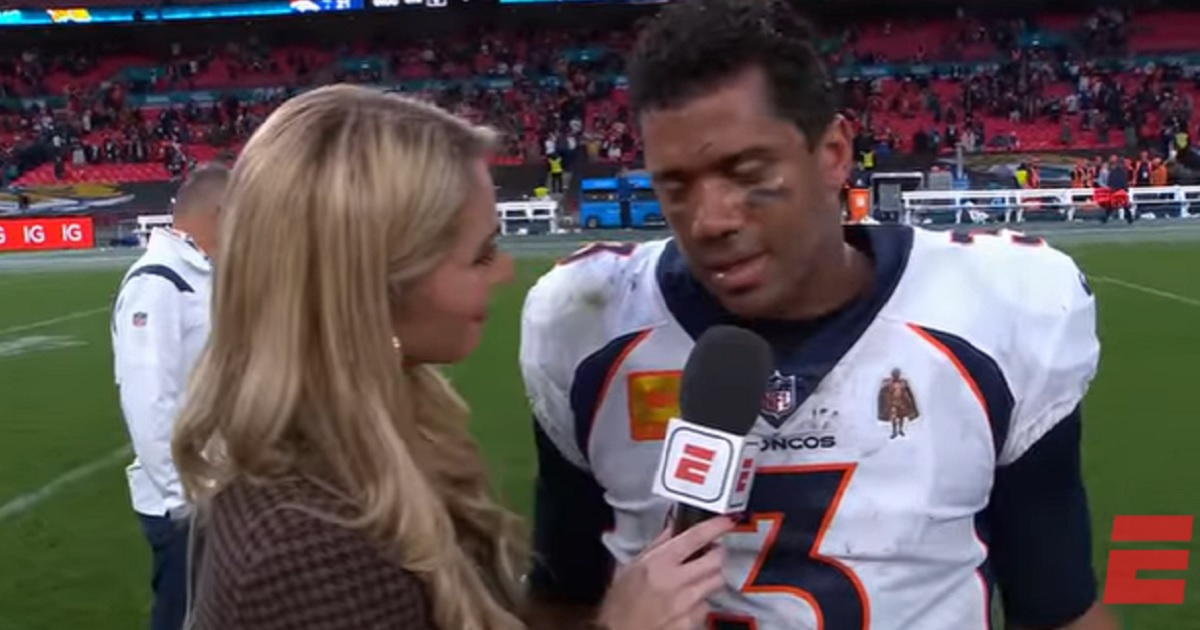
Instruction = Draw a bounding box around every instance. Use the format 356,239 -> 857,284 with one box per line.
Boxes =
171,84 -> 731,630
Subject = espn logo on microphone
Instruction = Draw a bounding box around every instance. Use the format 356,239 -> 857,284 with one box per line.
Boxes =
651,418 -> 758,514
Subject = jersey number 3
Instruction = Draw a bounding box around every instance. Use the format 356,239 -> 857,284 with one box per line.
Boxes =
708,464 -> 870,630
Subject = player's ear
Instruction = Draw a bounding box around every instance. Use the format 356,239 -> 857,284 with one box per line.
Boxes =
815,115 -> 853,190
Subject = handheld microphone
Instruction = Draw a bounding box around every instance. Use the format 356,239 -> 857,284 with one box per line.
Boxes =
650,325 -> 774,536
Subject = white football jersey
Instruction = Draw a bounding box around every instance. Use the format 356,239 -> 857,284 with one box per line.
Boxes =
520,225 -> 1100,630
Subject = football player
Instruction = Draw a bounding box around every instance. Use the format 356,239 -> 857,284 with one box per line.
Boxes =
519,1 -> 1118,629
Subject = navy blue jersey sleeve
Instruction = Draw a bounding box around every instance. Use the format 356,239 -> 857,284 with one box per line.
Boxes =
529,419 -> 615,605
985,407 -> 1097,628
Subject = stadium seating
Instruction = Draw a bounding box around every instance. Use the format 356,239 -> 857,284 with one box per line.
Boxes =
1,8 -> 1199,185
1128,11 -> 1200,53
15,162 -> 170,184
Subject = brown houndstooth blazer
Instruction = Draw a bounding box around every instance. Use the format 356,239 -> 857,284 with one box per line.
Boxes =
189,475 -> 436,630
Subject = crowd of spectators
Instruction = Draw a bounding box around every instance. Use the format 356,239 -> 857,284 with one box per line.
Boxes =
1,6 -> 1199,186
840,8 -> 1198,165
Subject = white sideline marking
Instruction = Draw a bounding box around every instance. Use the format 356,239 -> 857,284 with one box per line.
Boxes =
0,446 -> 130,523
0,306 -> 109,337
1091,275 -> 1200,308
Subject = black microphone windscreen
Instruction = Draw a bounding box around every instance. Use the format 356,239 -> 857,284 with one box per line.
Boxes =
679,325 -> 774,437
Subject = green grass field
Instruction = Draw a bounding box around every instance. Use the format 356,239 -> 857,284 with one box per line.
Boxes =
1,239 -> 1198,630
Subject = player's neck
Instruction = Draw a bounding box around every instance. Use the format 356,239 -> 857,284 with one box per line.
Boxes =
778,241 -> 873,321
171,219 -> 214,259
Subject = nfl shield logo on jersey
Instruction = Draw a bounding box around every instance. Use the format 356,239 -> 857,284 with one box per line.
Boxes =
761,371 -> 798,425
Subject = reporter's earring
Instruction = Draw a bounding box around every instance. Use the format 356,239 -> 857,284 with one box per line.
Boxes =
392,336 -> 402,353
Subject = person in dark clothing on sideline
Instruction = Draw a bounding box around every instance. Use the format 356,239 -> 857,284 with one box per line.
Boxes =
1104,156 -> 1132,225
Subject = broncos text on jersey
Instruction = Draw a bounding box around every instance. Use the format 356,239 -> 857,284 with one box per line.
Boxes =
520,225 -> 1100,630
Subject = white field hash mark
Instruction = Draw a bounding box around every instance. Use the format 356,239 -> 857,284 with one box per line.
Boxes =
0,304 -> 118,522
0,446 -> 131,522
1090,275 -> 1200,309
0,305 -> 109,337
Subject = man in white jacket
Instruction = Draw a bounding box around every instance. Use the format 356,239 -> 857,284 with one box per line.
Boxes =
112,163 -> 228,630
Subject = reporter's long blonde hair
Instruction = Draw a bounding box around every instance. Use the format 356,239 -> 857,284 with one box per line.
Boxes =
172,84 -> 527,630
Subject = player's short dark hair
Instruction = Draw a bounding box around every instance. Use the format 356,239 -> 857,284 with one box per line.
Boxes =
627,0 -> 837,150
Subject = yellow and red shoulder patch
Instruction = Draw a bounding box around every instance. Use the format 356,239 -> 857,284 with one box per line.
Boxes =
626,370 -> 681,442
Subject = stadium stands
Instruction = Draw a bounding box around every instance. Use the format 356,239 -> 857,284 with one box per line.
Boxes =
1,5 -> 1199,187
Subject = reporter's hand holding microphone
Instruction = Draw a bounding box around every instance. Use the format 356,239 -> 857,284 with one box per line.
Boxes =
593,326 -> 774,630
590,516 -> 729,628
595,515 -> 735,630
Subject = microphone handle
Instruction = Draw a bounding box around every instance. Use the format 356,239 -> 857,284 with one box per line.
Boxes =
672,504 -> 718,563
672,504 -> 715,536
